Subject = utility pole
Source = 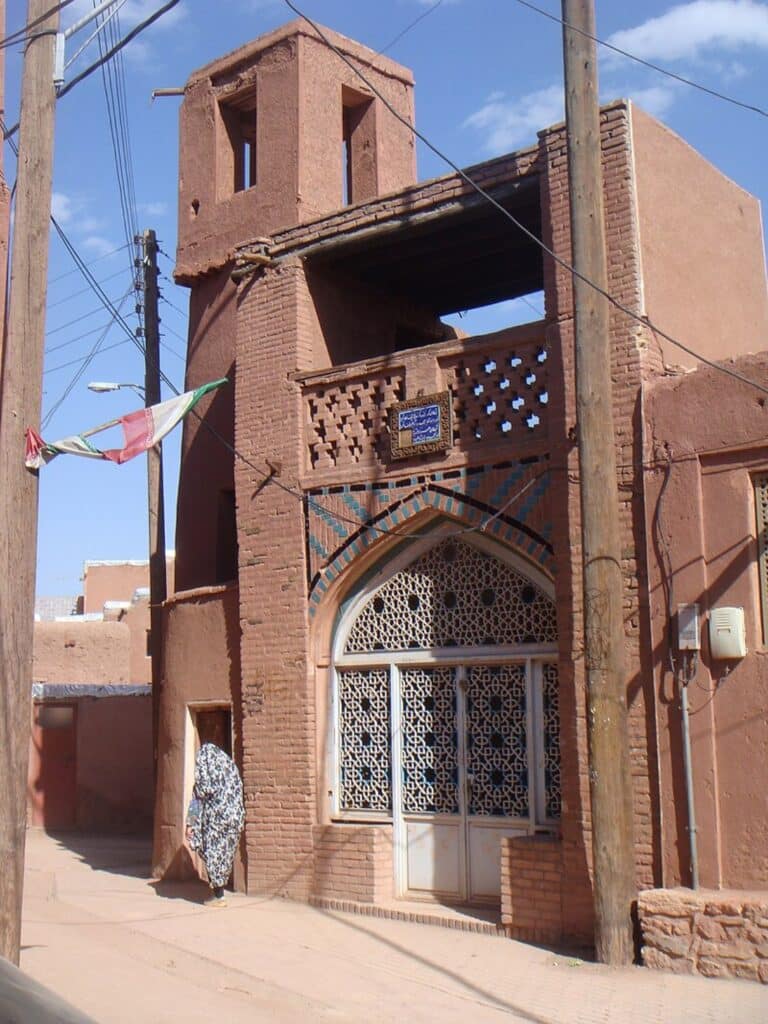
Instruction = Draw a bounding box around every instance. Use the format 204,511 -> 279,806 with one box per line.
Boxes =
561,0 -> 636,965
0,0 -> 60,964
141,228 -> 167,788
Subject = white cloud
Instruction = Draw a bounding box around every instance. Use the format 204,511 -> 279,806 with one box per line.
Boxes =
464,84 -> 564,153
625,83 -> 679,117
140,201 -> 168,217
606,1 -> 768,64
51,192 -> 73,225
81,234 -> 118,256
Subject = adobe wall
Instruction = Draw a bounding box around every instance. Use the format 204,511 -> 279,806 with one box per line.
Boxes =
296,31 -> 415,222
126,597 -> 151,685
643,354 -> 768,890
33,621 -> 130,684
631,104 -> 768,370
75,695 -> 153,832
538,102 -> 661,940
176,20 -> 414,280
83,562 -> 149,613
153,584 -> 243,885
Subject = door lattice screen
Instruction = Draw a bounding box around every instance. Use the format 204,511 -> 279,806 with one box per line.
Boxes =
338,668 -> 392,812
344,538 -> 556,654
400,667 -> 458,814
465,664 -> 529,817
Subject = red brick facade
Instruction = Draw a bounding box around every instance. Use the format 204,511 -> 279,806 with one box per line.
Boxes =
160,20 -> 768,953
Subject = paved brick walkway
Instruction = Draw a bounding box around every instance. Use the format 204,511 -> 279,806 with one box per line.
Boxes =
20,832 -> 768,1023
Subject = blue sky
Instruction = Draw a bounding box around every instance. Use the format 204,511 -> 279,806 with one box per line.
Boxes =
3,0 -> 767,596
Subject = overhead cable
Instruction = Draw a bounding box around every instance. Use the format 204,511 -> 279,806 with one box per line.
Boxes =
513,0 -> 768,119
57,0 -> 181,99
377,0 -> 445,56
281,0 -> 768,399
0,0 -> 77,51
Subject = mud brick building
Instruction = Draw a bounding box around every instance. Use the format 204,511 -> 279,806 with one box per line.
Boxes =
153,19 -> 768,951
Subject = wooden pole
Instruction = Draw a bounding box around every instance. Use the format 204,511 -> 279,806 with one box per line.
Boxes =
561,0 -> 636,965
142,229 -> 166,789
0,0 -> 59,964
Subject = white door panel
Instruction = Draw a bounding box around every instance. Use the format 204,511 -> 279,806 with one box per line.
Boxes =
468,823 -> 528,900
405,820 -> 462,896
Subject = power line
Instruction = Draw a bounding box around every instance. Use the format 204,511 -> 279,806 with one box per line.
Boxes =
159,337 -> 186,362
281,0 -> 768,399
48,266 -> 130,307
44,337 -> 129,376
512,0 -> 768,119
46,318 -> 124,353
0,0 -> 77,52
377,0 -> 445,56
57,0 -> 181,99
49,244 -> 129,284
158,288 -> 187,319
46,301 -> 116,336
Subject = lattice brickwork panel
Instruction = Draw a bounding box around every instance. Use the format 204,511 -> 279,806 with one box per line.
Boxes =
756,475 -> 768,644
542,663 -> 561,820
305,374 -> 405,473
400,667 -> 458,814
344,538 -> 556,653
442,343 -> 549,448
466,664 -> 529,818
338,668 -> 392,813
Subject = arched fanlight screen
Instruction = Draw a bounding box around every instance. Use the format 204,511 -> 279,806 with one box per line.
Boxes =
344,538 -> 556,654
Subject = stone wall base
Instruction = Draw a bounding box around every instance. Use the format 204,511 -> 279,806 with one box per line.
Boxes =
638,888 -> 768,984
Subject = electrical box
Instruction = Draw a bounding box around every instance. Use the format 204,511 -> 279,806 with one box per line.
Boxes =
709,607 -> 747,660
677,604 -> 700,651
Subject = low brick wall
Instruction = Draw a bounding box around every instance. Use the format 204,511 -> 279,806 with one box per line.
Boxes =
312,824 -> 393,904
501,834 -> 563,944
638,889 -> 768,984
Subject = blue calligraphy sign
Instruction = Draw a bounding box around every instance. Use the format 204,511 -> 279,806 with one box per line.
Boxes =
398,403 -> 441,444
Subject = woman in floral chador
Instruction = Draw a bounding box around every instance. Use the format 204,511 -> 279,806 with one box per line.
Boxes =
187,743 -> 245,905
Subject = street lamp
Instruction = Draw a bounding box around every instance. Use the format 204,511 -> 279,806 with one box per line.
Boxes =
87,378 -> 167,792
87,381 -> 146,398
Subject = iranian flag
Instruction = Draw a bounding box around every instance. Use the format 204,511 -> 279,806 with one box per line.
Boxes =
25,378 -> 227,470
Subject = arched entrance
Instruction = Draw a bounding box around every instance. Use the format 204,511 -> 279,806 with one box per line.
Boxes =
330,531 -> 560,905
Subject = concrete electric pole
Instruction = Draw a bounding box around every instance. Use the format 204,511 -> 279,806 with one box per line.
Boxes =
561,0 -> 636,965
0,0 -> 60,964
141,228 -> 167,787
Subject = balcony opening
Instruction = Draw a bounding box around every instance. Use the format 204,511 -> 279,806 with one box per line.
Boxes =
442,291 -> 546,337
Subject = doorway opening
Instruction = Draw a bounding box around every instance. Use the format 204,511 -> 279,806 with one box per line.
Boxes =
329,532 -> 560,907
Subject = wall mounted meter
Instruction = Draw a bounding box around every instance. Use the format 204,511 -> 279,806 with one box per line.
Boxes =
709,607 -> 747,660
677,604 -> 700,651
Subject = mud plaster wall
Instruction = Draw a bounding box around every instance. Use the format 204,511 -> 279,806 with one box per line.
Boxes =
643,354 -> 768,889
153,584 -> 243,885
631,104 -> 768,370
33,622 -> 131,685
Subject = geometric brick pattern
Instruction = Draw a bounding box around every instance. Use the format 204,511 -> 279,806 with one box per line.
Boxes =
442,342 -> 549,446
305,372 -> 405,472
